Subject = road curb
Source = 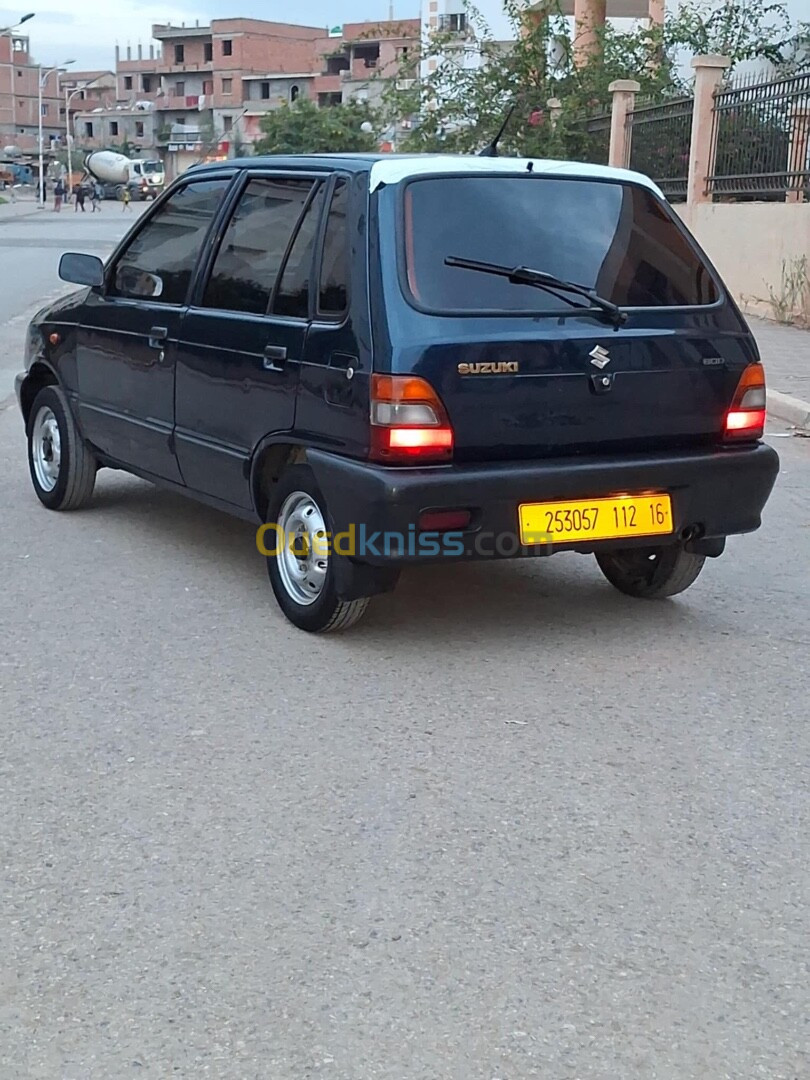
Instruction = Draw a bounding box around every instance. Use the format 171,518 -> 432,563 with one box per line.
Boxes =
767,389 -> 810,430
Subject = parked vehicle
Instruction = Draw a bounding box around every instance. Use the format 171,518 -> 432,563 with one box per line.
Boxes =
0,161 -> 32,187
84,151 -> 164,200
16,155 -> 779,631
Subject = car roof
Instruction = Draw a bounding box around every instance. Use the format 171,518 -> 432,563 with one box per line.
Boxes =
188,153 -> 661,195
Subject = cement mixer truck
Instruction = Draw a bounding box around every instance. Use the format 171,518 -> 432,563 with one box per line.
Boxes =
84,151 -> 165,201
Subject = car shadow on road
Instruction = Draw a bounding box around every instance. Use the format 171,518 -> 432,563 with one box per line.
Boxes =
88,473 -> 705,642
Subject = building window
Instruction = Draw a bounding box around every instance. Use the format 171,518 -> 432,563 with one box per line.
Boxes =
175,81 -> 185,96
222,78 -> 232,94
142,75 -> 152,92
222,115 -> 233,132
439,12 -> 467,31
260,81 -> 270,99
290,84 -> 300,102
124,75 -> 133,89
110,121 -> 119,136
175,115 -> 185,125
84,122 -> 94,137
41,104 -> 48,116
204,42 -> 213,62
16,69 -> 22,77
135,121 -> 144,137
174,44 -> 184,63
222,39 -> 232,56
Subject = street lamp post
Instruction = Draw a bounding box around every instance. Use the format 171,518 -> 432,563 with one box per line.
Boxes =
38,57 -> 73,207
0,14 -> 35,151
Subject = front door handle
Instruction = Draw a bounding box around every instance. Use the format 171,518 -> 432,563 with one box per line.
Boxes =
149,325 -> 168,349
263,345 -> 287,371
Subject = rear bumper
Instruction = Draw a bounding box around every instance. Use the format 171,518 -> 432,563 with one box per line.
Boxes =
308,443 -> 779,565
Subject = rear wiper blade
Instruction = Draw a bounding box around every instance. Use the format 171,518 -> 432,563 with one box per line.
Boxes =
445,256 -> 628,326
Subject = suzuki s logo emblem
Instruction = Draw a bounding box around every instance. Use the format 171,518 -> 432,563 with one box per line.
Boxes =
589,345 -> 611,369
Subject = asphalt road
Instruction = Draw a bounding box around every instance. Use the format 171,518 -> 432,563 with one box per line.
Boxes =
1,212 -> 809,1079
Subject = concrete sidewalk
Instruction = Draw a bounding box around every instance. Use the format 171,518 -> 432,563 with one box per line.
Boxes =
0,193 -> 47,223
750,316 -> 810,429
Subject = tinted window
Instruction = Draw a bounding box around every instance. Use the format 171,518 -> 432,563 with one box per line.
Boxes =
273,184 -> 325,319
318,179 -> 349,316
203,177 -> 313,315
110,179 -> 229,305
403,177 -> 718,311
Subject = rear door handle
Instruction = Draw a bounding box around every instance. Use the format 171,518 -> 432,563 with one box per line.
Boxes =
263,345 -> 287,371
148,325 -> 168,349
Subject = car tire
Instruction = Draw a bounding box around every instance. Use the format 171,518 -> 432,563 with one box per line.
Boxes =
595,544 -> 706,599
27,385 -> 97,510
264,464 -> 370,632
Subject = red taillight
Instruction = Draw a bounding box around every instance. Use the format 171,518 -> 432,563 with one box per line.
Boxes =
726,408 -> 766,432
388,427 -> 453,450
370,374 -> 454,464
724,364 -> 766,441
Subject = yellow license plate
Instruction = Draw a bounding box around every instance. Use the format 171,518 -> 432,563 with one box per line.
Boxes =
519,494 -> 674,546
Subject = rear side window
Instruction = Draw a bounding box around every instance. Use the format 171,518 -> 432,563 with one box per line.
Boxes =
272,184 -> 326,318
403,176 -> 718,312
318,179 -> 349,317
203,177 -> 314,314
110,179 -> 229,305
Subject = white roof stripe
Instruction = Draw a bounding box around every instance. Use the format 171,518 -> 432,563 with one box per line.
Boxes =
368,155 -> 661,195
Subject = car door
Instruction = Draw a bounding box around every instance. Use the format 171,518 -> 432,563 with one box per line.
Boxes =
75,176 -> 232,482
173,172 -> 328,508
293,176 -> 370,458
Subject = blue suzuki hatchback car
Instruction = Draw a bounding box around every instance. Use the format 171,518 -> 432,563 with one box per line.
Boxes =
17,154 -> 778,631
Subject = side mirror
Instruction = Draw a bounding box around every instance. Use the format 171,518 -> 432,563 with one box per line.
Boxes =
59,252 -> 105,288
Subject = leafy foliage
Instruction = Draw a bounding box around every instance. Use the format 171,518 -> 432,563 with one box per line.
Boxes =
255,99 -> 378,155
377,0 -> 802,159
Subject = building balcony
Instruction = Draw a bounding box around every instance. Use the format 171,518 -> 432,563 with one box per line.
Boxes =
157,61 -> 213,75
342,59 -> 378,81
156,94 -> 205,111
314,73 -> 342,93
156,127 -> 206,148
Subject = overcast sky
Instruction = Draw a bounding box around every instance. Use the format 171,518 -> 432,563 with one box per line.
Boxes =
1,0 -> 806,72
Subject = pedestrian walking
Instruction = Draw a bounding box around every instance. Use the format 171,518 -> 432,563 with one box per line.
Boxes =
121,186 -> 132,212
91,182 -> 103,212
73,183 -> 86,213
53,178 -> 64,212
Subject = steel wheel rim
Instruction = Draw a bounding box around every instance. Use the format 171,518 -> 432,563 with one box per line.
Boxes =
31,406 -> 61,492
276,491 -> 329,606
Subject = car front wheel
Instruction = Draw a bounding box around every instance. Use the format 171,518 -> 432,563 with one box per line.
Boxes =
27,385 -> 97,510
595,544 -> 706,599
264,464 -> 370,632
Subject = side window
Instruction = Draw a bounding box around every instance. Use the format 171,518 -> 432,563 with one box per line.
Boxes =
203,177 -> 313,315
109,179 -> 229,305
272,184 -> 326,319
318,179 -> 349,317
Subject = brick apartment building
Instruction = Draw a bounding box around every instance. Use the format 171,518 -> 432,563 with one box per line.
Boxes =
69,16 -> 420,175
0,31 -> 65,153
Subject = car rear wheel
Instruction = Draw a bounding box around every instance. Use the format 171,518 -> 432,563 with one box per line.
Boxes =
595,544 -> 705,599
265,464 -> 370,632
27,385 -> 97,510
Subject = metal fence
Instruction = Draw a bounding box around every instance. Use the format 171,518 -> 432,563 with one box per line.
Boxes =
627,96 -> 693,201
708,70 -> 810,200
566,110 -> 611,166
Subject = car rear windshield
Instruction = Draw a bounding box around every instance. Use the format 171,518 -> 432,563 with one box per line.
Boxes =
402,175 -> 719,313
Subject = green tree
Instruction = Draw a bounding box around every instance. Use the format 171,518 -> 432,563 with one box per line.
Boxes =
255,99 -> 378,155
378,0 -> 798,160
